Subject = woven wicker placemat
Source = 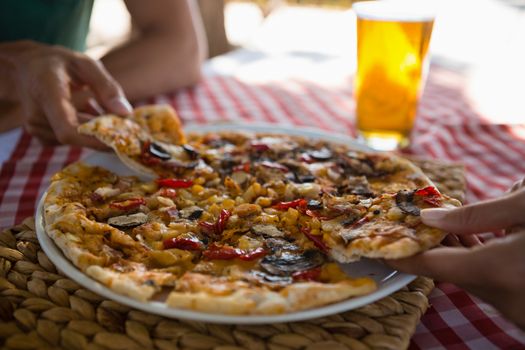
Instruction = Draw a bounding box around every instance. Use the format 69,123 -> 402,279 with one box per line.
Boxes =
0,217 -> 433,350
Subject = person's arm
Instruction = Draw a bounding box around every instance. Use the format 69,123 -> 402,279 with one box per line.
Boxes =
101,0 -> 208,101
387,182 -> 525,330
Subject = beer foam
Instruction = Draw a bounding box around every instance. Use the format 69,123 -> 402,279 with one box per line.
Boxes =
353,0 -> 436,22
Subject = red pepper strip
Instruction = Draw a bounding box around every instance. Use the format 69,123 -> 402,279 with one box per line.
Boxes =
203,244 -> 268,261
198,221 -> 217,237
159,188 -> 177,199
273,198 -> 307,211
299,153 -> 315,164
414,186 -> 441,197
110,197 -> 146,211
292,267 -> 322,282
260,161 -> 289,172
140,141 -> 161,166
415,186 -> 442,207
251,143 -> 270,152
351,216 -> 370,229
422,197 -> 441,207
156,178 -> 193,189
301,227 -> 329,253
233,162 -> 251,172
198,209 -> 232,236
163,237 -> 204,250
216,209 -> 232,234
203,243 -> 243,260
238,247 -> 268,261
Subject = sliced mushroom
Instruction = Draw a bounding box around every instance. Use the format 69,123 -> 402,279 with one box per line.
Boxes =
260,250 -> 325,276
341,212 -> 360,227
308,148 -> 332,161
306,200 -> 323,210
179,206 -> 204,220
182,144 -> 199,160
251,271 -> 292,286
342,176 -> 373,197
164,159 -> 199,170
339,228 -> 363,244
108,212 -> 148,229
298,174 -> 315,183
396,190 -> 420,216
251,225 -> 285,238
287,172 -> 316,184
265,238 -> 300,253
148,142 -> 171,160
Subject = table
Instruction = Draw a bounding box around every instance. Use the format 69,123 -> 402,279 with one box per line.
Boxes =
0,49 -> 524,349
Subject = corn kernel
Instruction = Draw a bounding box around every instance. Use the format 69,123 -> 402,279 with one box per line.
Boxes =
208,203 -> 221,216
192,184 -> 204,195
255,213 -> 279,225
255,197 -> 272,207
386,206 -> 405,221
287,207 -> 299,220
282,208 -> 299,226
310,218 -> 321,230
311,228 -> 321,236
222,198 -> 236,210
194,177 -> 205,185
140,182 -> 157,193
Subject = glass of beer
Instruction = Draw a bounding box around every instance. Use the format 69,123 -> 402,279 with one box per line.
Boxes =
353,1 -> 435,151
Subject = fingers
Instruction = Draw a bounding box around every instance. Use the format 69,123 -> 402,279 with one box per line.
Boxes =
508,178 -> 525,193
69,56 -> 132,115
71,88 -> 105,115
458,234 -> 483,247
387,247 -> 482,284
442,234 -> 461,247
421,189 -> 525,234
32,67 -> 108,149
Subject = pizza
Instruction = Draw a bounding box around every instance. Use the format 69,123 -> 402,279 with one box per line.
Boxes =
44,163 -> 375,314
43,104 -> 460,314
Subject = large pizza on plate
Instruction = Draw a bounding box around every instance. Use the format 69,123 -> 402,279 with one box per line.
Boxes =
42,105 -> 459,315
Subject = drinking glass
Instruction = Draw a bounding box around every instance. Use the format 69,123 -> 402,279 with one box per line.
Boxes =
353,1 -> 435,151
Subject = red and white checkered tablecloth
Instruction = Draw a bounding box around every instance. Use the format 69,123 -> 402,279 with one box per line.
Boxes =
0,59 -> 524,349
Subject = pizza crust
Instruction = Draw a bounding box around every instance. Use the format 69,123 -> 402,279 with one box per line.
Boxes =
166,273 -> 375,315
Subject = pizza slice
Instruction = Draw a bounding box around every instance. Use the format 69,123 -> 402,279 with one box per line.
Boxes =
78,105 -> 199,178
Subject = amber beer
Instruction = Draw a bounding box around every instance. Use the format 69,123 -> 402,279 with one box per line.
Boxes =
353,1 -> 434,150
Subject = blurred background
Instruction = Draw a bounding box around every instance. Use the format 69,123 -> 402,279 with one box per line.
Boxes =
86,0 -> 525,123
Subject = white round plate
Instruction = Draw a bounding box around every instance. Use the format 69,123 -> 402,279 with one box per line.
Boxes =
36,123 -> 415,325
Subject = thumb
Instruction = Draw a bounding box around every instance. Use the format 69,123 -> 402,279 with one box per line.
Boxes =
387,247 -> 482,285
70,55 -> 132,116
421,188 -> 525,234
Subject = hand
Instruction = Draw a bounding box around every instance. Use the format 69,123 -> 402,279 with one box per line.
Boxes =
387,181 -> 525,330
0,41 -> 132,147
